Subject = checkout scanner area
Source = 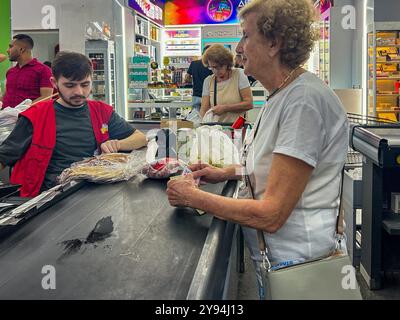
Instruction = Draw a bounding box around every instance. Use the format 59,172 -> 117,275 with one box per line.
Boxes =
351,125 -> 400,290
0,123 -> 243,299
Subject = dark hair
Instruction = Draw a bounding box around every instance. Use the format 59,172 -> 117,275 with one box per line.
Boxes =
52,51 -> 93,81
202,44 -> 234,69
202,45 -> 211,54
13,34 -> 34,49
43,61 -> 52,68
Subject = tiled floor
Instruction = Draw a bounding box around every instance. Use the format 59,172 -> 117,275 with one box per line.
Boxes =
236,247 -> 400,300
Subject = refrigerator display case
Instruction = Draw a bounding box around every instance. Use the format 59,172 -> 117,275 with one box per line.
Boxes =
85,40 -> 116,108
367,23 -> 400,121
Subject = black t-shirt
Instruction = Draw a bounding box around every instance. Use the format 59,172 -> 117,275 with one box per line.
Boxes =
0,101 -> 135,190
187,60 -> 213,97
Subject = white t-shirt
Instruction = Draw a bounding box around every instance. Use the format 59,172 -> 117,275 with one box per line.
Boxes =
202,67 -> 250,97
240,71 -> 349,264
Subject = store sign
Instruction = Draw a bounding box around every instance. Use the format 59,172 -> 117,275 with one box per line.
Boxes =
128,0 -> 164,26
164,28 -> 201,57
165,0 -> 252,25
41,5 -> 56,29
318,0 -> 332,13
165,29 -> 200,39
202,25 -> 241,39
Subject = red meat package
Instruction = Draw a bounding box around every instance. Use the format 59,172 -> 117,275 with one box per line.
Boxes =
141,157 -> 187,179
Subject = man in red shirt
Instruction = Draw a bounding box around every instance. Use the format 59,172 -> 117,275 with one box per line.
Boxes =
1,34 -> 53,108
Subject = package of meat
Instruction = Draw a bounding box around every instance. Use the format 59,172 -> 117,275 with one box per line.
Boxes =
141,157 -> 187,179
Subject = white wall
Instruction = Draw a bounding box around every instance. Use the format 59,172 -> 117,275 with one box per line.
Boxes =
351,0 -> 365,88
324,0 -> 354,89
11,0 -> 113,53
11,0 -> 60,30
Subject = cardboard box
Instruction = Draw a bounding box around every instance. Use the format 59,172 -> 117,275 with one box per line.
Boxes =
160,119 -> 194,129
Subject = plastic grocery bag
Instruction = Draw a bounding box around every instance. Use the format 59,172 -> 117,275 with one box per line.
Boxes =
202,109 -> 220,123
185,109 -> 202,127
0,99 -> 32,126
141,157 -> 188,179
58,150 -> 146,184
189,125 -> 239,167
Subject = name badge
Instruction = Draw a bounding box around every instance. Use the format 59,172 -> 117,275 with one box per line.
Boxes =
101,124 -> 109,134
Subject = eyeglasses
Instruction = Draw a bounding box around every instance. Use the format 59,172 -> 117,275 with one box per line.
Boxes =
208,65 -> 225,71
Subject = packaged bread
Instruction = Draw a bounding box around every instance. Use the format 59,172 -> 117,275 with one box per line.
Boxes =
58,151 -> 146,184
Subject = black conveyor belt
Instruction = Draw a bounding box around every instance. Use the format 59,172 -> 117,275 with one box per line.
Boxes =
0,177 -> 226,299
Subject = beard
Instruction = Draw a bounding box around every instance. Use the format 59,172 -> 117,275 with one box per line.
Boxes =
9,54 -> 18,62
56,88 -> 88,107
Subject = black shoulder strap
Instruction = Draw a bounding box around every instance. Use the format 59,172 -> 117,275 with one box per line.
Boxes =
213,76 -> 217,106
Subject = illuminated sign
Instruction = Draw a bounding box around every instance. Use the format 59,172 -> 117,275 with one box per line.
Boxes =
207,0 -> 234,23
165,0 -> 252,25
128,0 -> 164,25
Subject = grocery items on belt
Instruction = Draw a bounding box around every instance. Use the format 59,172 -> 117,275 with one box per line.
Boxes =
58,151 -> 146,184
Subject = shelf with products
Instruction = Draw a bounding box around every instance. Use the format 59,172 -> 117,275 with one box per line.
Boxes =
367,26 -> 400,122
163,28 -> 201,58
135,14 -> 149,39
150,23 -> 160,42
318,15 -> 330,85
133,14 -> 151,59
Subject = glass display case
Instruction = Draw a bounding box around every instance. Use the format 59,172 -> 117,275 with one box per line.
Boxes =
85,40 -> 116,108
367,23 -> 400,121
127,88 -> 192,121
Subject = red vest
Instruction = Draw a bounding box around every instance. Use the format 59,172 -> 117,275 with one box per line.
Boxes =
10,100 -> 113,197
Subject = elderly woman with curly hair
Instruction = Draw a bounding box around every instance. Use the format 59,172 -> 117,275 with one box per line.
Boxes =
200,44 -> 253,123
167,0 -> 348,299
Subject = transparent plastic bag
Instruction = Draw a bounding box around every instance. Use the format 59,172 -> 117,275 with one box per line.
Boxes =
185,108 -> 202,127
141,157 -> 188,179
189,126 -> 239,167
58,150 -> 146,184
202,109 -> 219,123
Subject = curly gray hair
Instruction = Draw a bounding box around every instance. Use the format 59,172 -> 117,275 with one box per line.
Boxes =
238,0 -> 319,69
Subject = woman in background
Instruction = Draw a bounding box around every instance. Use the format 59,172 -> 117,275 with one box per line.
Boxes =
200,44 -> 253,123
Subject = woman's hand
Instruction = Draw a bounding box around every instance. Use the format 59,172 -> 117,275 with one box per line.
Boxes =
167,174 -> 198,207
211,105 -> 227,115
189,163 -> 228,184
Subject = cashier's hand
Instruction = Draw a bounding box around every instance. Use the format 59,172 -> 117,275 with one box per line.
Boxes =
101,139 -> 121,153
211,105 -> 227,115
189,163 -> 227,184
167,174 -> 197,207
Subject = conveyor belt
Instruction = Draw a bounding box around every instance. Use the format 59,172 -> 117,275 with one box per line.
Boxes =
0,177 -> 226,299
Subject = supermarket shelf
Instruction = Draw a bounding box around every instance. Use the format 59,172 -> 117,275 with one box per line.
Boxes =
376,45 -> 400,48
376,77 -> 400,80
136,33 -> 149,39
375,61 -> 400,64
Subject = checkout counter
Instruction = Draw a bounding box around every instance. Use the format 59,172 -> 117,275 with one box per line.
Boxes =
351,125 -> 400,289
0,124 -> 15,184
0,176 -> 240,299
